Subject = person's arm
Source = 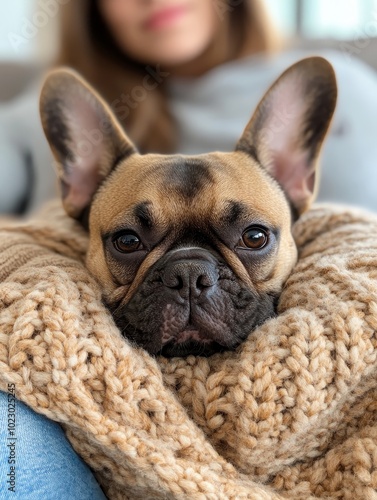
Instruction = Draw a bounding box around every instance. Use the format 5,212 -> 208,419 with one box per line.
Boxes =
0,141 -> 29,214
0,101 -> 30,214
317,51 -> 377,211
0,86 -> 56,215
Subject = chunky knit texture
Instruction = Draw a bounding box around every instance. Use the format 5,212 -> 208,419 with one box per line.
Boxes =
1,201 -> 377,499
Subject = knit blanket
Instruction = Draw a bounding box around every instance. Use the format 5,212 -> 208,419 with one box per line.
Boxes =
1,201 -> 377,499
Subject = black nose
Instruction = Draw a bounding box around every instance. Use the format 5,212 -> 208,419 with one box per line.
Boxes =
162,259 -> 219,298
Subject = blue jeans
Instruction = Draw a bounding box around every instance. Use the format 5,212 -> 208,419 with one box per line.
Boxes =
0,389 -> 107,499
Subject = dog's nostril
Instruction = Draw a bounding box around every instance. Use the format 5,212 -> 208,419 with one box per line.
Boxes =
196,275 -> 206,290
173,276 -> 184,290
197,273 -> 217,288
162,274 -> 184,289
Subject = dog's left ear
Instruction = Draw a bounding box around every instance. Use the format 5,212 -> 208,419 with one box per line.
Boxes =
236,57 -> 337,214
40,68 -> 137,219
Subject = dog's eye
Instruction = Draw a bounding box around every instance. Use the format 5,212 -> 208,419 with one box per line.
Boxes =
241,227 -> 269,250
113,233 -> 142,253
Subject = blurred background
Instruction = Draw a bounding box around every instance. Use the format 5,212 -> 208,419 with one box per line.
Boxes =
2,1 -> 377,60
0,0 -> 375,94
0,0 -> 376,216
1,0 -> 377,101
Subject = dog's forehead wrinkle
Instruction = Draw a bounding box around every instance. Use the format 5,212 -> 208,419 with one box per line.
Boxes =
133,201 -> 154,228
219,201 -> 280,232
222,200 -> 249,225
160,156 -> 214,199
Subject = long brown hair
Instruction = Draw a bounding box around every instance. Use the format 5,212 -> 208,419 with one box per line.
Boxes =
58,0 -> 280,153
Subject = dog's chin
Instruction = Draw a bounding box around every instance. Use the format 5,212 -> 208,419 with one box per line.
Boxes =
108,273 -> 279,358
125,323 -> 236,358
110,290 -> 278,358
158,339 -> 227,358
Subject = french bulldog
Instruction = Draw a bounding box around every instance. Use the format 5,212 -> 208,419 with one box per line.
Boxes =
40,57 -> 337,357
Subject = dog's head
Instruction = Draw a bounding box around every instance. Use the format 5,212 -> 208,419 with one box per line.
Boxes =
40,57 -> 337,357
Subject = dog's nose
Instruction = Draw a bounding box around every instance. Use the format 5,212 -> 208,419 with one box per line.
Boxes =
162,260 -> 219,298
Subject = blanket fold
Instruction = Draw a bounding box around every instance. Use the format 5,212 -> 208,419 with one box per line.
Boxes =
1,201 -> 377,499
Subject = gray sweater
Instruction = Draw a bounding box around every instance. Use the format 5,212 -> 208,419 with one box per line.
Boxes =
1,49 -> 376,214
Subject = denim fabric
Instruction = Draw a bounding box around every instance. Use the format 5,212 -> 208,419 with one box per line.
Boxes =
0,390 -> 107,499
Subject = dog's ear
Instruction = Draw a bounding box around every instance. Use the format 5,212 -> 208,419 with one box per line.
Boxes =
236,57 -> 337,214
40,68 -> 137,219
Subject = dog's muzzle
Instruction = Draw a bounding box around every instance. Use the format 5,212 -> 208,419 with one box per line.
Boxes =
158,249 -> 223,351
110,247 -> 276,357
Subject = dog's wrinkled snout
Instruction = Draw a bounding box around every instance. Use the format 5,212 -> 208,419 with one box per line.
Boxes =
162,258 -> 219,299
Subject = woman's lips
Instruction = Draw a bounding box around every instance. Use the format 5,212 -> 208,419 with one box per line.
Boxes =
144,5 -> 189,31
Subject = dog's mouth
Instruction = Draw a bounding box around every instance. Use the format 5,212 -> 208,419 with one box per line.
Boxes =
159,338 -> 226,358
161,323 -> 212,345
158,323 -> 228,357
107,254 -> 278,358
109,286 -> 277,357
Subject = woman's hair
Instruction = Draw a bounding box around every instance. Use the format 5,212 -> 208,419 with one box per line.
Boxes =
58,0 -> 280,153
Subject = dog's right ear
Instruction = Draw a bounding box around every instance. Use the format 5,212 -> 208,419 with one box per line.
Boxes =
236,57 -> 337,214
40,68 -> 137,219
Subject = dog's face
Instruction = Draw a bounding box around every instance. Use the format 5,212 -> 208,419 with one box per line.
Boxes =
40,57 -> 337,357
85,151 -> 297,357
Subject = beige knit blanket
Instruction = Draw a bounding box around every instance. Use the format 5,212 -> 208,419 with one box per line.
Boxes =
1,201 -> 377,499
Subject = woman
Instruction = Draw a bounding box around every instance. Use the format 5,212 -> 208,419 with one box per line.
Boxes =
1,0 -> 279,213
58,0 -> 280,153
1,1 -> 377,497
